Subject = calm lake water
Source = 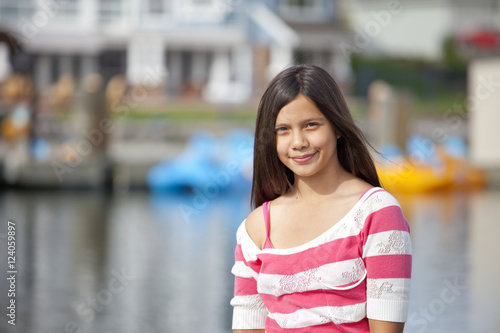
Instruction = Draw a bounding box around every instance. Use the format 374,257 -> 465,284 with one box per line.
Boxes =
0,188 -> 499,333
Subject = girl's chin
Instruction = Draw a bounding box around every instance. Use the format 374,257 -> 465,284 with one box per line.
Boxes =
289,167 -> 321,179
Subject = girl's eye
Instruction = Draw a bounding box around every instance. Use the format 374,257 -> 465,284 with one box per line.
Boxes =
306,122 -> 318,128
275,127 -> 288,133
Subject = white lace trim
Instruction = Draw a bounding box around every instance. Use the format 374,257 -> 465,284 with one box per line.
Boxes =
366,278 -> 411,301
363,230 -> 412,257
269,303 -> 367,328
258,258 -> 367,296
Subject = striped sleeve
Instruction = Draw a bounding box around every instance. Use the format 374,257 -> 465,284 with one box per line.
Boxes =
361,192 -> 412,323
230,221 -> 268,329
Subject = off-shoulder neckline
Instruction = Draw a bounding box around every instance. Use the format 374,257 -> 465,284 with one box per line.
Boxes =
241,187 -> 385,255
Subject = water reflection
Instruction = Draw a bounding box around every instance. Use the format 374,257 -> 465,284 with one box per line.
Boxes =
0,190 -> 250,333
398,191 -> 470,333
468,190 -> 500,332
0,189 -> 498,333
396,189 -> 500,333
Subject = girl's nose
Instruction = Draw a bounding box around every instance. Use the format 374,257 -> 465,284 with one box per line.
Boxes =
291,131 -> 308,150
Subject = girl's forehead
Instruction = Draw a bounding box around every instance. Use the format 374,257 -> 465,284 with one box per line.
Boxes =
276,95 -> 324,121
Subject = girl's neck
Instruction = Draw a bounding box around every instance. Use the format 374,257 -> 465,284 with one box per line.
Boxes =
291,164 -> 353,203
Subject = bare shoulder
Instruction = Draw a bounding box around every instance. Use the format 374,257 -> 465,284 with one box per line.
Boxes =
356,180 -> 377,197
340,177 -> 376,200
245,205 -> 267,250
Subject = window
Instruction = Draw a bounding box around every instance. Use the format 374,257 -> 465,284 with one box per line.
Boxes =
0,0 -> 35,22
149,0 -> 164,13
139,0 -> 172,28
99,0 -> 122,24
287,0 -> 317,9
278,0 -> 332,22
57,0 -> 79,21
176,0 -> 225,23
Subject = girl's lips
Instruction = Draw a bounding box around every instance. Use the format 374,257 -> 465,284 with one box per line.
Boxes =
291,153 -> 316,164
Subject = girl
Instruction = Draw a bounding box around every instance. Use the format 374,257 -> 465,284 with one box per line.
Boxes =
231,65 -> 412,333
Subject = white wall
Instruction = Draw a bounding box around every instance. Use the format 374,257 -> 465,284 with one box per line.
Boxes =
469,58 -> 500,168
347,0 -> 453,60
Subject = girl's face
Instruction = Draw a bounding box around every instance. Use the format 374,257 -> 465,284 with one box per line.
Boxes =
275,94 -> 340,180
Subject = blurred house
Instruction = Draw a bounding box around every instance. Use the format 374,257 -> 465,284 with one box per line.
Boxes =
346,0 -> 500,60
0,0 -> 353,104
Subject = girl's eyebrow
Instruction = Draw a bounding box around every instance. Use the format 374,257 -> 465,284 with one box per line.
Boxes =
275,117 -> 325,128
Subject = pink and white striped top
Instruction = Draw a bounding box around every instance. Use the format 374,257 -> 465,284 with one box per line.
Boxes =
231,187 -> 412,332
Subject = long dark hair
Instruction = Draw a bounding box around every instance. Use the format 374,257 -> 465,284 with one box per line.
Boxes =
251,64 -> 381,209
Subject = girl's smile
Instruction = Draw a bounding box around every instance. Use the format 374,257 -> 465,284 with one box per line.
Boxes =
291,152 -> 316,164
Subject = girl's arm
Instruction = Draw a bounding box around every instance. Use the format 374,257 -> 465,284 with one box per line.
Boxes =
231,213 -> 268,332
368,319 -> 405,333
362,192 -> 412,331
